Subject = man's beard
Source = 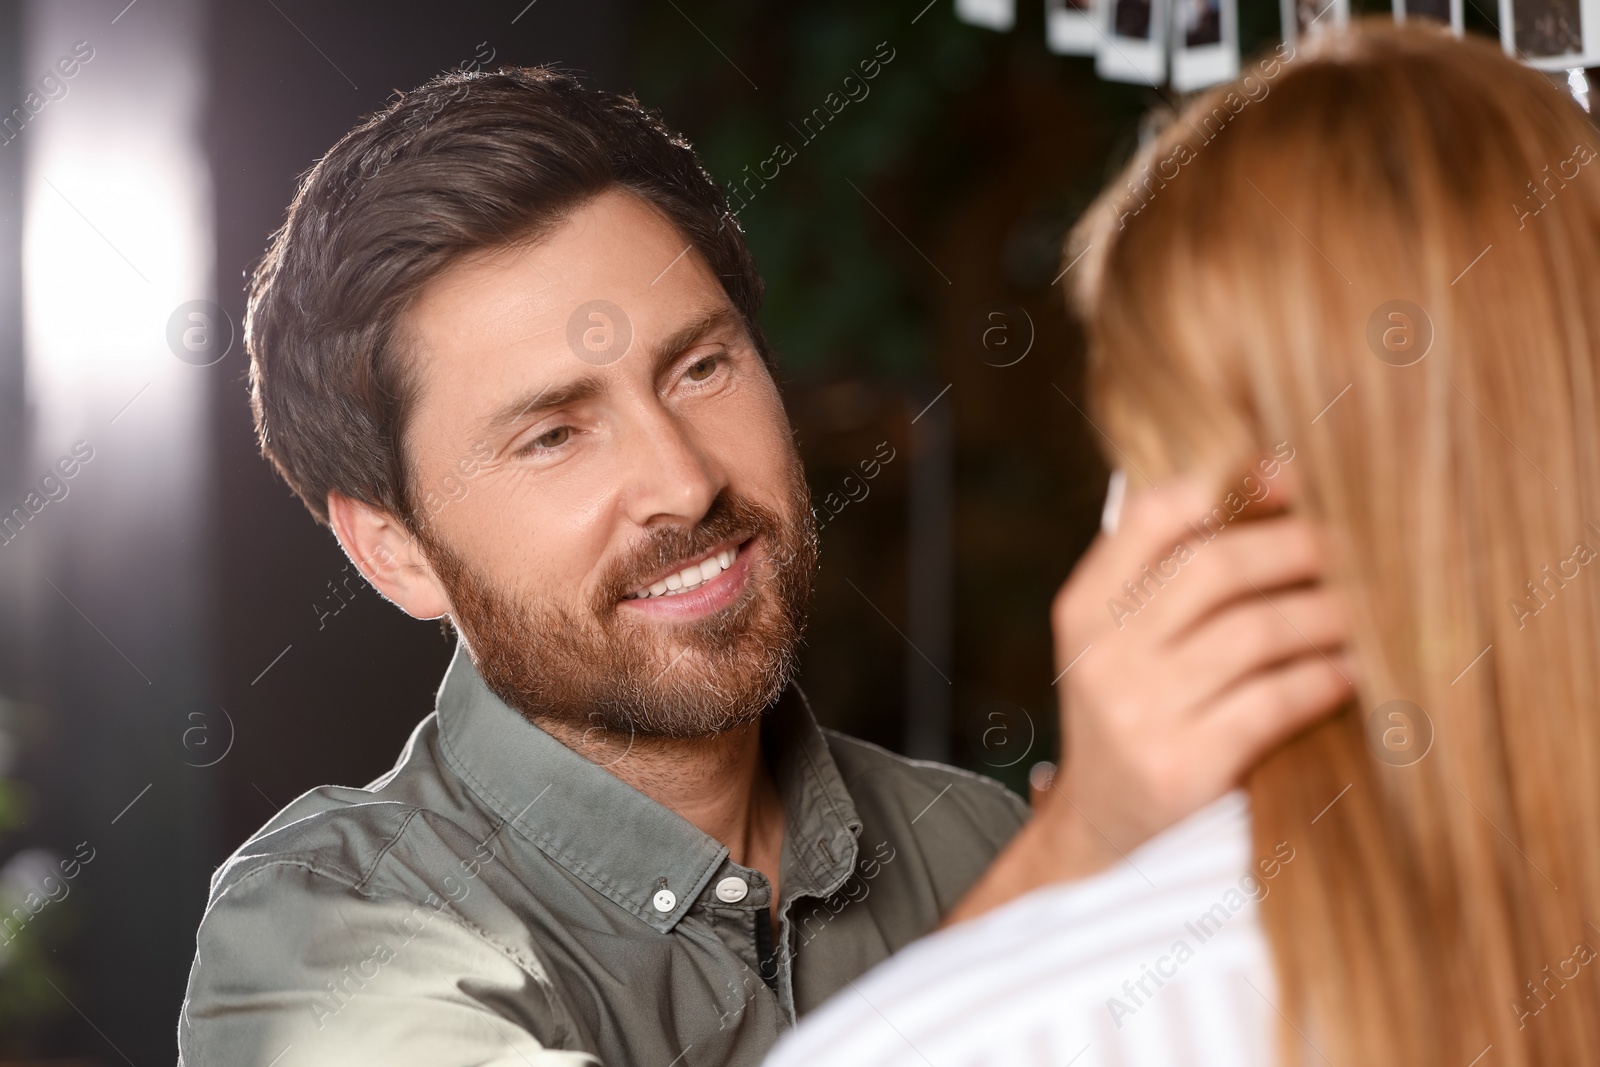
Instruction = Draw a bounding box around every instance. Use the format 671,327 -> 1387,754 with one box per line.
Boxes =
414,464 -> 818,742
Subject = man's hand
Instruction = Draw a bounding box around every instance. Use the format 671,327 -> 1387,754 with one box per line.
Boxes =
945,476 -> 1354,925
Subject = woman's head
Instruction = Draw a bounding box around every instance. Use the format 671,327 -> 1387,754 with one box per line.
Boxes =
1078,21 -> 1600,490
1073,21 -> 1600,1066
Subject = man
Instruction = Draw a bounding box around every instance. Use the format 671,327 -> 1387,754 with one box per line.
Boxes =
179,67 -> 1349,1066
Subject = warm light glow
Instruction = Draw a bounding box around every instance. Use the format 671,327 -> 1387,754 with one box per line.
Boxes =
21,1 -> 211,462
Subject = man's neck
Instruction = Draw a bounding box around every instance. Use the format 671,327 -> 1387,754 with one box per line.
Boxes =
536,716 -> 786,907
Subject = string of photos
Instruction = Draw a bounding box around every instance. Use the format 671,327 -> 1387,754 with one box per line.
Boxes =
954,0 -> 1594,92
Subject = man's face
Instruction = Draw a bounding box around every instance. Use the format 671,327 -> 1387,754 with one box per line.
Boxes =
398,189 -> 817,740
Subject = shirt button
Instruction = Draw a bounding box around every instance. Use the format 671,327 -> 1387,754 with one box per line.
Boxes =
715,876 -> 749,903
652,889 -> 677,913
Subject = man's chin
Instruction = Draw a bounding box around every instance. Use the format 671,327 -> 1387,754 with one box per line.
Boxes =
531,661 -> 786,744
427,483 -> 815,746
604,631 -> 794,734
459,595 -> 796,739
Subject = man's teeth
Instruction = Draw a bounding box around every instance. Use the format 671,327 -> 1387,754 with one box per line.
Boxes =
627,548 -> 737,600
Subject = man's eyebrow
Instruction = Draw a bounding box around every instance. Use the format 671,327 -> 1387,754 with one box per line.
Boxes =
478,376 -> 604,433
475,305 -> 746,434
646,305 -> 747,379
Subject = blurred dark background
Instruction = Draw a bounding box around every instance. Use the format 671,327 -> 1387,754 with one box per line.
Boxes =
0,0 -> 1517,1061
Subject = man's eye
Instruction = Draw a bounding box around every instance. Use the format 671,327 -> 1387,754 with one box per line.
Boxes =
527,426 -> 570,451
685,356 -> 719,383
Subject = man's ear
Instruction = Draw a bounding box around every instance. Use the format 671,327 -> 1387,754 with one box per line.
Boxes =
326,490 -> 452,621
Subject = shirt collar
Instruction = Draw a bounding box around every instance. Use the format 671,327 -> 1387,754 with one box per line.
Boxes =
433,639 -> 861,932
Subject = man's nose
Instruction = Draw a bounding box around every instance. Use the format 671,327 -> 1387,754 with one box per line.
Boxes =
619,403 -> 726,529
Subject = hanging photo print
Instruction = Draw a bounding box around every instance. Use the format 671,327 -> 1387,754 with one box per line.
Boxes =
1046,0 -> 1105,55
1172,0 -> 1241,89
1097,0 -> 1170,84
1500,0 -> 1600,67
955,0 -> 1018,31
1281,0 -> 1350,43
1394,0 -> 1465,33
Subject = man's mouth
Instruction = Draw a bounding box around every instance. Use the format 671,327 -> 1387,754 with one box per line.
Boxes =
622,539 -> 747,601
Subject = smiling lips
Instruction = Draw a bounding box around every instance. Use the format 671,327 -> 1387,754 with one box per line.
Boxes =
623,543 -> 742,601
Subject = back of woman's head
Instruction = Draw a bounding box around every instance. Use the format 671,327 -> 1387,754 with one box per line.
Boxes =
1072,20 -> 1600,1066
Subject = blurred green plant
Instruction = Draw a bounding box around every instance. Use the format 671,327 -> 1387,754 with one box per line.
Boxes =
0,779 -> 25,835
628,0 -> 1366,380
0,903 -> 74,1050
0,699 -> 70,1054
633,2 -> 1018,377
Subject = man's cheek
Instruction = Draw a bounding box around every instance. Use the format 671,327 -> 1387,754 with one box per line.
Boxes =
712,390 -> 800,508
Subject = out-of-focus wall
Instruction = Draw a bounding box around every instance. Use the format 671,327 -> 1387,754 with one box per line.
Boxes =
4,0 -> 215,1058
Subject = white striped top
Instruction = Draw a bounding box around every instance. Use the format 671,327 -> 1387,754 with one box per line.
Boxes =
766,791 -> 1281,1067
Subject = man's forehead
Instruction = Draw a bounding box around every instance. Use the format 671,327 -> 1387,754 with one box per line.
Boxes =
402,191 -> 734,406
411,194 -> 684,340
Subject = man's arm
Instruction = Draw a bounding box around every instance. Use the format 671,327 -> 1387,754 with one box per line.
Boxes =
947,476 -> 1353,924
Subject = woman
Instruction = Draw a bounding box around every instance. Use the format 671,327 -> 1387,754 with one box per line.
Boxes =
765,20 -> 1600,1067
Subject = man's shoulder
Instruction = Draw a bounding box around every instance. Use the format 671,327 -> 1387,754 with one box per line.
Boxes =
183,839 -> 581,1064
820,729 -> 1030,842
210,792 -> 425,901
197,783 -> 498,970
184,760 -> 585,1063
208,713 -> 479,897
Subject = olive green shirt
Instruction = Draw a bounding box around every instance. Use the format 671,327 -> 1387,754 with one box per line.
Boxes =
178,642 -> 1027,1066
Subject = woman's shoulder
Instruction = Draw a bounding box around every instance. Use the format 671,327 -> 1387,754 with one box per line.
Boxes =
766,791 -> 1279,1067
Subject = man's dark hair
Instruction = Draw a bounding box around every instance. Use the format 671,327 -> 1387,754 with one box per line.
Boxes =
246,66 -> 769,529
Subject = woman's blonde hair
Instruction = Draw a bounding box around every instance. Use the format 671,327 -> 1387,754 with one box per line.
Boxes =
1072,20 -> 1600,1066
